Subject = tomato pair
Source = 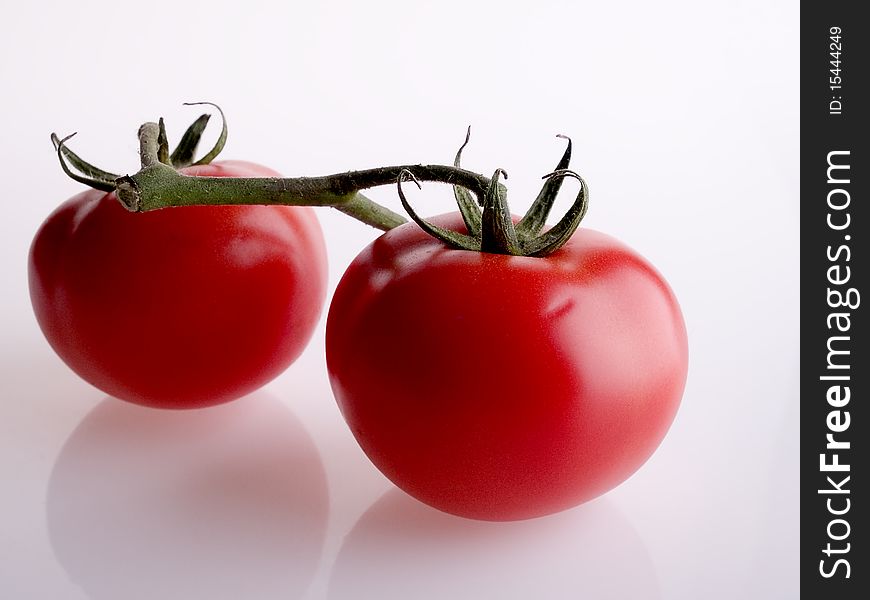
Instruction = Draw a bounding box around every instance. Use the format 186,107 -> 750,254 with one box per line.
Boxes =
31,138 -> 687,520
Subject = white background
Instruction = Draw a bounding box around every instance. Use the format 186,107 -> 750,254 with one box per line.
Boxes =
1,1 -> 799,598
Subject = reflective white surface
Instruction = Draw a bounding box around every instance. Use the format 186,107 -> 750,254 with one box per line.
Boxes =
47,395 -> 328,600
1,1 -> 798,598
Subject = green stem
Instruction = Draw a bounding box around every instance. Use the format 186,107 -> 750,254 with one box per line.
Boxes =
117,123 -> 494,231
116,162 -> 493,231
332,193 -> 408,230
56,116 -> 588,253
137,123 -> 161,168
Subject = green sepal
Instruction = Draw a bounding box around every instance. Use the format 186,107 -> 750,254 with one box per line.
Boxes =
169,113 -> 211,168
516,135 -> 572,239
397,170 -> 480,251
52,133 -> 117,192
186,102 -> 228,166
521,170 -> 589,256
480,169 -> 521,255
452,127 -> 482,236
157,118 -> 171,165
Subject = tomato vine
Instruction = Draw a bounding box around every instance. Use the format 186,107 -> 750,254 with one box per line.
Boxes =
54,104 -> 590,257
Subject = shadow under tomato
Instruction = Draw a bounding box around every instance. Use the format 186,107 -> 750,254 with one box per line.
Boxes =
328,488 -> 660,600
46,392 -> 328,600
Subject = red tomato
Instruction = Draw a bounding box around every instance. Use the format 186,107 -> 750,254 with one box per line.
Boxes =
326,213 -> 687,520
29,161 -> 327,409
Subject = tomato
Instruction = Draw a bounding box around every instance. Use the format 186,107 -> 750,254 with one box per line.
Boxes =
326,213 -> 687,521
29,160 -> 327,409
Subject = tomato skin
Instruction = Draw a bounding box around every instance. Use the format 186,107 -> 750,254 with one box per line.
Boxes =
326,213 -> 687,521
29,161 -> 327,409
